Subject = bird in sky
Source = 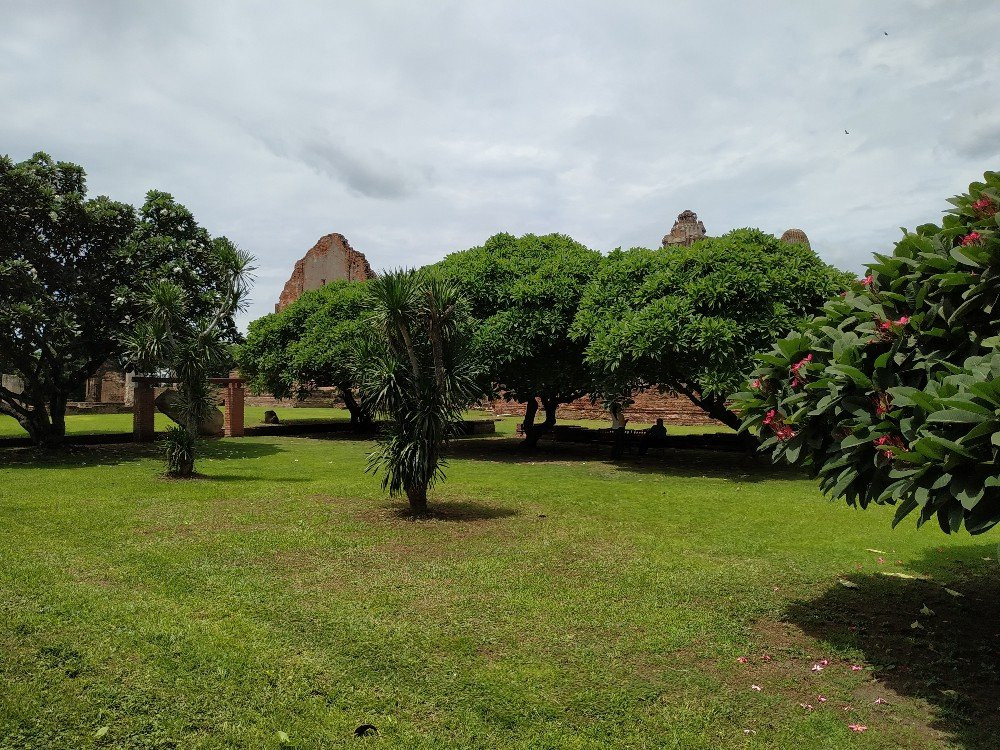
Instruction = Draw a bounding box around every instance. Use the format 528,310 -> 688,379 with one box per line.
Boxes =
845,129 -> 850,135
884,31 -> 889,36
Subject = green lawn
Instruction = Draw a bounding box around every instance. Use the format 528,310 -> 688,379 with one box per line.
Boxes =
0,407 -> 355,439
0,409 -> 729,440
1,434 -> 996,748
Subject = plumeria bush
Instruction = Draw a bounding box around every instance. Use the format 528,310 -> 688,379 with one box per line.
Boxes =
732,171 -> 1000,534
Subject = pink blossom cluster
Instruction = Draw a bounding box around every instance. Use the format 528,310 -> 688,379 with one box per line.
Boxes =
961,231 -> 981,246
861,274 -> 875,287
790,353 -> 813,388
879,315 -> 909,332
874,434 -> 906,458
763,409 -> 796,441
973,197 -> 997,217
873,392 -> 892,416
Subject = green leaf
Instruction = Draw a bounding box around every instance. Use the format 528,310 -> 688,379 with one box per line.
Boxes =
926,409 -> 990,424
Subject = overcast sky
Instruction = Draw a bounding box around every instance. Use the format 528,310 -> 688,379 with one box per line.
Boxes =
3,0 -> 998,327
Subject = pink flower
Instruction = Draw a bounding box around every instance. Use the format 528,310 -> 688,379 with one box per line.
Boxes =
861,274 -> 875,286
851,665 -> 863,671
897,316 -> 909,325
819,659 -> 829,667
811,664 -> 824,672
818,694 -> 828,702
750,379 -> 762,390
973,197 -> 996,216
874,697 -> 887,705
774,424 -> 796,441
761,654 -> 772,662
737,656 -> 749,664
961,231 -> 981,246
763,409 -> 777,426
849,724 -> 868,733
874,434 -> 906,458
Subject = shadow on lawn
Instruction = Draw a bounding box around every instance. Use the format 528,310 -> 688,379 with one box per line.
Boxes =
0,439 -> 285,471
784,541 -> 1000,750
445,436 -> 798,483
383,499 -> 519,522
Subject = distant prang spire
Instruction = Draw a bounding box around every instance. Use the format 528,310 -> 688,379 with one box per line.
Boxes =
661,210 -> 707,248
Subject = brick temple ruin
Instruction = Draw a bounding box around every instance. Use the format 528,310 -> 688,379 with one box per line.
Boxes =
275,233 -> 374,312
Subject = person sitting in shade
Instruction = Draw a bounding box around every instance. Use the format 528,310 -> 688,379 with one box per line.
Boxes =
638,418 -> 668,455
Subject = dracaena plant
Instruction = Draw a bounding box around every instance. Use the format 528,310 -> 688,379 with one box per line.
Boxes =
355,269 -> 481,514
732,171 -> 1000,534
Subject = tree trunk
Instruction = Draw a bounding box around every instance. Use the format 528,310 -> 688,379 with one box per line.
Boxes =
405,483 -> 429,515
679,388 -> 753,443
522,396 -> 559,449
609,402 -> 627,429
18,392 -> 67,447
339,383 -> 371,429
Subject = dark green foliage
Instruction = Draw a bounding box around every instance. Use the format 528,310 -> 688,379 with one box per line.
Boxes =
356,270 -> 480,513
434,233 -> 602,444
573,229 -> 850,428
0,152 -> 247,446
237,280 -> 370,423
0,153 -> 135,444
733,171 -> 1000,534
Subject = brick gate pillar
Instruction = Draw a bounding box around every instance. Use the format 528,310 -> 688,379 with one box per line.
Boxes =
224,380 -> 245,437
133,381 -> 155,442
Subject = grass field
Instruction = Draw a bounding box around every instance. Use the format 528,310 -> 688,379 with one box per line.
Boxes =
0,408 -> 731,440
1,433 -> 997,748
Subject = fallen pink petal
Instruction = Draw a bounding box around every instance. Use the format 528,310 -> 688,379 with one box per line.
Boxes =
848,724 -> 868,733
751,684 -> 763,691
818,695 -> 828,703
874,698 -> 888,705
737,656 -> 749,664
761,654 -> 772,662
851,665 -> 863,671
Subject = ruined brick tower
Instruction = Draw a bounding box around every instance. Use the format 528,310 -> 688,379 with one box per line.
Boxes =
276,233 -> 375,312
661,210 -> 707,248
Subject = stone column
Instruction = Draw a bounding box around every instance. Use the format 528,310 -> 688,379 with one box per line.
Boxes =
224,380 -> 245,437
133,381 -> 156,442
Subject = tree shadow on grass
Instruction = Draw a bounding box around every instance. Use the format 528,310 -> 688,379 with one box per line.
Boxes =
0,439 -> 285,471
383,499 -> 519,522
783,541 -> 1000,750
444,436 -> 799,483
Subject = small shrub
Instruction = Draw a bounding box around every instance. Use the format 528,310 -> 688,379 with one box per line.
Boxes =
163,425 -> 196,477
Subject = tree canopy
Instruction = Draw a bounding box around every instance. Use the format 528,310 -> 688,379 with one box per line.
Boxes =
572,229 -> 851,429
237,280 -> 371,424
434,232 -> 602,444
733,172 -> 1000,534
0,152 -> 248,445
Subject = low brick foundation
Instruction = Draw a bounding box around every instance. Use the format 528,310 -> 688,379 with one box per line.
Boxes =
490,389 -> 723,427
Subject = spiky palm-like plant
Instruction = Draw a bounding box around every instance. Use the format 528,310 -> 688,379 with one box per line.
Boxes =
124,240 -> 254,476
357,269 -> 480,514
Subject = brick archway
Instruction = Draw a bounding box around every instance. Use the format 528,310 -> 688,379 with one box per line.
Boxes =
131,376 -> 245,442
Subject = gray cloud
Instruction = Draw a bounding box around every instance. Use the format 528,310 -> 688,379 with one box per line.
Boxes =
2,0 -> 998,327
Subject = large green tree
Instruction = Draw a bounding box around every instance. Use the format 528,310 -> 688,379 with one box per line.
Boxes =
356,270 -> 480,514
733,172 -> 1000,534
434,232 -> 602,446
0,152 -> 248,445
237,280 -> 371,425
572,229 -> 850,429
